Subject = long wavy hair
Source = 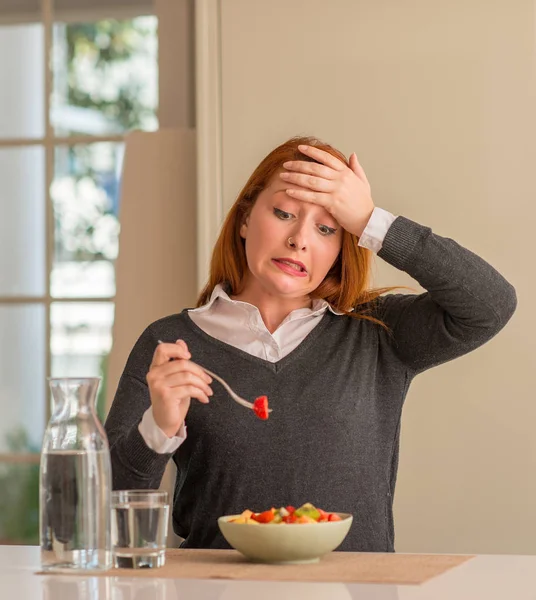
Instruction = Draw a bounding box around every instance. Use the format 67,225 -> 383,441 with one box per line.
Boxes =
197,136 -> 399,327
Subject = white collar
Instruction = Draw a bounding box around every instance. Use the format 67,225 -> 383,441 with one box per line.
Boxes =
190,283 -> 346,317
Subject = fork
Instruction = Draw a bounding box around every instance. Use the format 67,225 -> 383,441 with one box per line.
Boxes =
199,366 -> 272,413
157,340 -> 272,414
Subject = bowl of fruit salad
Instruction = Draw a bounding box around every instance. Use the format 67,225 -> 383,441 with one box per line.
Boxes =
218,503 -> 353,564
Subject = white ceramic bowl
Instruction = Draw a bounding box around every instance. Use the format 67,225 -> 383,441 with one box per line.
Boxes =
217,513 -> 353,564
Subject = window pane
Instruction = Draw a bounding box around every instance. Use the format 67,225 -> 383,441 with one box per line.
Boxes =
51,302 -> 114,421
0,145 -> 45,296
0,305 -> 46,454
0,22 -> 44,139
0,147 -> 46,296
51,143 -> 122,298
51,17 -> 158,136
0,462 -> 39,545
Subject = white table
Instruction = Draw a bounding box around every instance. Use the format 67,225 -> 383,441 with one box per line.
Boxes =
1,545 -> 535,599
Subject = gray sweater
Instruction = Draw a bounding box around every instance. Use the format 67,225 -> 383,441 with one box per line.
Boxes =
105,216 -> 517,552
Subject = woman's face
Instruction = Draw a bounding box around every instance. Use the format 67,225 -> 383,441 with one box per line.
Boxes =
239,172 -> 343,302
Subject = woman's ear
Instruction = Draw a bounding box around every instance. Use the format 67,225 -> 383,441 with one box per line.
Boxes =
240,217 -> 249,239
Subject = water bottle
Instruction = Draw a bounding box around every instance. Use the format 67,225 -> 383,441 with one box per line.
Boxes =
40,377 -> 112,571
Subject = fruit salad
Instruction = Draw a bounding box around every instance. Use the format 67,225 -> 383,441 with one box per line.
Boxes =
229,502 -> 343,524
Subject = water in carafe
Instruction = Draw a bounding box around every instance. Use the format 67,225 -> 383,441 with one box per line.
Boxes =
40,377 -> 112,571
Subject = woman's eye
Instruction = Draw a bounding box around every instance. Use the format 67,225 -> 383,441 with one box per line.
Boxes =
319,224 -> 337,236
274,208 -> 293,220
274,208 -> 336,235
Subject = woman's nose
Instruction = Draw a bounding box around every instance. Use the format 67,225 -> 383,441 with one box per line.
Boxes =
288,230 -> 307,250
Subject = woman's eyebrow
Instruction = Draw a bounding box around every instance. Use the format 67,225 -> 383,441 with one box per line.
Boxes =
272,197 -> 338,225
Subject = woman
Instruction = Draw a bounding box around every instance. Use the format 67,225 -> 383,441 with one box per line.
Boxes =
105,136 -> 517,552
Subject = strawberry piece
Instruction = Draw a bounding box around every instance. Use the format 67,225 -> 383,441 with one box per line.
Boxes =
282,514 -> 298,524
328,513 -> 342,522
252,509 -> 275,523
286,505 -> 296,514
253,395 -> 269,420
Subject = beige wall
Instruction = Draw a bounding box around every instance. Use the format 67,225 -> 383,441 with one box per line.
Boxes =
196,0 -> 535,554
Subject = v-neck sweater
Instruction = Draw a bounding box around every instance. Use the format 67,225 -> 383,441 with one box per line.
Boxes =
105,216 -> 517,552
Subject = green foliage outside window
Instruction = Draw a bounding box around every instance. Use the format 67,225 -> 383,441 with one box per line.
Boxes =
0,430 -> 40,544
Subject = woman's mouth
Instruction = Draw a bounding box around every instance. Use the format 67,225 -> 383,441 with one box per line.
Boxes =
272,259 -> 308,278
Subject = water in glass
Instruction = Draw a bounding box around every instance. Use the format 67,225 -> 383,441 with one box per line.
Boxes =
112,490 -> 169,568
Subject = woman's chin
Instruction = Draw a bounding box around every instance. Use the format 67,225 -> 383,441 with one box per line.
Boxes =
264,274 -> 312,298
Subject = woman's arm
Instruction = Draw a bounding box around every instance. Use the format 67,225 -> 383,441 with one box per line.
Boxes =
104,327 -> 172,490
374,216 -> 517,373
279,144 -> 516,373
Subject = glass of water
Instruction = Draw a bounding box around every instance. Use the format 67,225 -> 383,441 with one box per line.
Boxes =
111,490 -> 169,569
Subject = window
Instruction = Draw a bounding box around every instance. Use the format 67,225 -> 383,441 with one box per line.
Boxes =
0,0 -> 157,544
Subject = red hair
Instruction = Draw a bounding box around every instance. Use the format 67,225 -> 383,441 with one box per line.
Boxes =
197,136 -> 398,326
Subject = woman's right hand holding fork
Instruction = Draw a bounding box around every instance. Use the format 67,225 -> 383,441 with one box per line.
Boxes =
146,340 -> 213,438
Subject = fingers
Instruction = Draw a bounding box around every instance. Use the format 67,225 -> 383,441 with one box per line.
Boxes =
294,144 -> 369,188
284,188 -> 331,208
153,358 -> 212,384
147,363 -> 213,407
181,387 -> 211,404
297,144 -> 346,171
349,152 -> 369,185
151,340 -> 191,368
155,371 -> 213,400
148,339 -> 213,401
279,171 -> 333,192
282,160 -> 337,180
167,373 -> 213,398
348,152 -> 359,175
149,342 -> 212,385
154,382 -> 211,405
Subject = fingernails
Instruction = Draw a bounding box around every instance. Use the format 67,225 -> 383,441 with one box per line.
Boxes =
283,161 -> 292,168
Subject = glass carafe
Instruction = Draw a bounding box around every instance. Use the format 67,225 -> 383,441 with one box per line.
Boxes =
40,377 -> 112,571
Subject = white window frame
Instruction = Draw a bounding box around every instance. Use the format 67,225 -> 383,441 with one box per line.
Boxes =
0,0 -> 156,465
